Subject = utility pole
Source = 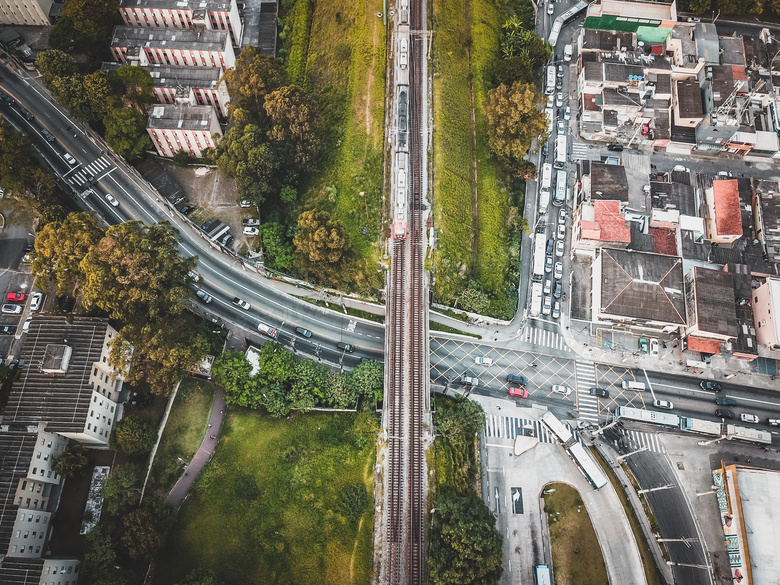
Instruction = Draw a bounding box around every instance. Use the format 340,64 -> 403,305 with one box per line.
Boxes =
638,484 -> 674,494
616,446 -> 648,462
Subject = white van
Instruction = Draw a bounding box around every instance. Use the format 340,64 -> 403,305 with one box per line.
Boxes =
621,380 -> 645,392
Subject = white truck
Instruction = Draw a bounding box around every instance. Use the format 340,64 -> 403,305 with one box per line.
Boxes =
530,282 -> 543,317
564,44 -> 573,62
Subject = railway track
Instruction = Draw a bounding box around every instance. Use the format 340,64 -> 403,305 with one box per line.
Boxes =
383,0 -> 426,580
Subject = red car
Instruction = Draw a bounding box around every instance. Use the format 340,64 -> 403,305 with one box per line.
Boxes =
6,292 -> 26,303
509,386 -> 528,399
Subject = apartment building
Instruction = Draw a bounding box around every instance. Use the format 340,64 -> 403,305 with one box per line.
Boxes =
0,557 -> 80,585
753,278 -> 780,350
119,0 -> 243,47
5,317 -> 124,446
0,0 -> 54,26
704,179 -> 743,245
147,102 -> 221,157
102,62 -> 231,119
110,26 -> 236,73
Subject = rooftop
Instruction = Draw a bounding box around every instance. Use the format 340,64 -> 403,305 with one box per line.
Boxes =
581,29 -> 635,52
711,179 -> 743,238
602,87 -> 642,107
650,180 -> 696,216
695,22 -> 720,64
599,248 -> 687,325
5,317 -> 111,433
0,432 -> 36,556
148,103 -> 218,131
101,62 -> 222,89
581,200 -> 632,244
755,183 -> 780,264
111,26 -> 230,52
726,263 -> 759,358
676,79 -> 704,118
654,72 -> 672,94
719,35 -> 746,67
590,162 -> 629,201
0,558 -> 44,585
709,65 -> 737,108
691,267 -> 738,337
120,0 -> 232,10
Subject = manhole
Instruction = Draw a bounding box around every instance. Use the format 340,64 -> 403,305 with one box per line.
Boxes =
677,462 -> 685,470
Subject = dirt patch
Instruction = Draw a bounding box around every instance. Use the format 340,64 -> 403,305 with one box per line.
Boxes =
135,159 -> 260,253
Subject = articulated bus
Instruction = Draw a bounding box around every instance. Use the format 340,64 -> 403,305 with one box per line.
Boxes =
539,162 -> 552,212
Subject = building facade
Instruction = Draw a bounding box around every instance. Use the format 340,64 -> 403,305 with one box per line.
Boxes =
0,0 -> 53,26
147,102 -> 221,157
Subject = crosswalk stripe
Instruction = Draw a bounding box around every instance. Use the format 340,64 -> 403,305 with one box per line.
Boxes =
483,416 -> 584,444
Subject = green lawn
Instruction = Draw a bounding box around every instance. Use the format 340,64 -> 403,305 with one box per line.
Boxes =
432,0 -> 510,310
542,482 -> 608,585
147,378 -> 216,497
154,410 -> 378,585
300,0 -> 386,295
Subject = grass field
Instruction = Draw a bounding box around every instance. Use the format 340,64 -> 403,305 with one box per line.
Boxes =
542,482 -> 608,585
429,395 -> 481,498
147,378 -> 215,497
432,0 -> 509,310
154,410 -> 377,585
300,0 -> 386,295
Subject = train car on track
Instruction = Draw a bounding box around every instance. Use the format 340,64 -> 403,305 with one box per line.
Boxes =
394,151 -> 408,239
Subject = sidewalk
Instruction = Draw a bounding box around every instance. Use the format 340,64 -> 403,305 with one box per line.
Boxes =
165,387 -> 227,507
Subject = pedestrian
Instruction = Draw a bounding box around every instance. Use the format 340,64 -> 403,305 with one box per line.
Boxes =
208,423 -> 212,428
185,472 -> 189,476
220,410 -> 224,414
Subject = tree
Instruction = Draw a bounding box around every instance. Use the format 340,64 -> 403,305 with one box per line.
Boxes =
175,569 -> 220,585
260,222 -> 294,272
264,85 -> 323,166
211,350 -> 260,407
291,358 -> 330,405
257,341 -> 295,386
293,210 -> 351,286
53,0 -> 121,56
80,221 -> 196,322
51,442 -> 88,478
340,484 -> 368,521
49,71 -> 112,123
458,281 -> 489,314
493,55 -> 535,86
121,502 -> 174,561
32,212 -> 105,294
434,398 -> 486,447
80,524 -> 133,585
345,360 -> 384,403
485,81 -> 548,163
36,49 -> 78,86
110,416 -> 157,456
428,496 -> 503,585
111,65 -> 154,108
0,117 -> 37,195
280,185 -> 297,204
325,371 -> 358,409
222,46 -> 287,125
101,464 -> 142,515
104,108 -> 152,160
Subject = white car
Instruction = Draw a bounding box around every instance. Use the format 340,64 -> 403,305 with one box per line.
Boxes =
543,295 -> 552,315
649,338 -> 659,356
740,413 -> 759,424
554,262 -> 563,280
547,2 -> 554,14
258,322 -> 277,337
555,92 -> 564,108
63,153 -> 77,165
475,356 -> 493,366
558,208 -> 566,224
564,106 -> 571,120
672,165 -> 690,173
552,301 -> 561,319
543,279 -> 552,295
22,316 -> 32,333
557,121 -> 565,135
29,292 -> 43,312
232,297 -> 251,310
1,304 -> 22,314
188,270 -> 201,283
195,289 -> 213,303
552,384 -> 572,396
557,223 -> 566,240
555,240 -> 565,257
243,226 -> 259,236
105,194 -> 119,207
653,399 -> 673,410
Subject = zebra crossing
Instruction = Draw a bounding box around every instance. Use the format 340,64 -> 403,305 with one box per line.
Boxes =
570,141 -> 591,161
483,415 -> 581,445
68,157 -> 112,187
616,427 -> 666,454
574,360 -> 600,423
523,324 -> 570,351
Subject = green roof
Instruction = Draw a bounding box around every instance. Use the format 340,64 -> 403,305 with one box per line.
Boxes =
584,13 -> 662,32
637,26 -> 670,43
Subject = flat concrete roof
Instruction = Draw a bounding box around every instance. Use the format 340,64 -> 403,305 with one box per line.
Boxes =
734,468 -> 780,585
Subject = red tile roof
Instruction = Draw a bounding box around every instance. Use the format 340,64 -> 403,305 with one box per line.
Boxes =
594,200 -> 631,243
686,336 -> 722,354
650,227 -> 677,255
712,180 -> 742,237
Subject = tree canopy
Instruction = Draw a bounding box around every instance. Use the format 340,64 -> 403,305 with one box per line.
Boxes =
110,416 -> 157,456
222,46 -> 287,125
428,495 -> 504,585
49,0 -> 121,57
101,463 -> 142,515
293,210 -> 351,285
485,81 -> 548,163
104,108 -> 152,159
51,442 -> 88,478
264,85 -> 323,166
435,397 -> 486,446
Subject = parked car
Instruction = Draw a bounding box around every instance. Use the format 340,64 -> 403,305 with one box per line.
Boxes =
243,226 -> 260,236
557,121 -> 565,135
475,356 -> 493,365
554,262 -> 563,280
557,64 -> 564,78
653,399 -> 673,410
558,208 -> 566,224
105,194 -> 119,207
555,240 -> 565,257
551,384 -> 572,396
507,374 -> 527,385
564,106 -> 571,120
239,199 -> 253,208
555,92 -> 563,108
180,203 -> 196,215
1,304 -> 22,314
557,223 -> 566,240
543,295 -> 552,315
295,327 -> 312,338
649,338 -> 659,356
196,289 -> 213,303
553,281 -> 562,299
509,386 -> 529,398
461,374 -> 478,386
232,297 -> 251,310
768,419 -> 780,426
337,342 -> 355,353
22,316 -> 32,333
543,279 -> 552,296
687,17 -> 700,22
715,409 -> 735,419
740,413 -> 759,424
672,164 -> 690,172
547,1 -> 554,14
0,325 -> 16,335
243,218 -> 261,227
552,301 -> 560,319
590,387 -> 609,398
29,292 -> 43,312
546,238 -> 554,255
700,380 -> 723,391
545,255 -> 553,273
6,293 -> 26,303
257,322 -> 277,337
63,153 -> 77,165
556,78 -> 563,90
638,337 -> 649,353
607,144 -> 624,152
